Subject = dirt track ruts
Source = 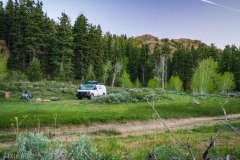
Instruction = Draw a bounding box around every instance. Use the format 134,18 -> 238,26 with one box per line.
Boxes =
1,114 -> 240,146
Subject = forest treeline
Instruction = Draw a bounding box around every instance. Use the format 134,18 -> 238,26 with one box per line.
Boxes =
0,0 -> 240,92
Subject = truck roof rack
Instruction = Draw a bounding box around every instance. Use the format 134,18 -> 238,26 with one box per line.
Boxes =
87,80 -> 98,84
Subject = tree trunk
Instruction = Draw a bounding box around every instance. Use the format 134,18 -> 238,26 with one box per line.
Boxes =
161,55 -> 165,91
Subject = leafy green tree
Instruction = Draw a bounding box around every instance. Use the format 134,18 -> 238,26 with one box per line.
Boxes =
85,64 -> 96,81
147,77 -> 161,89
120,70 -> 133,88
103,60 -> 112,84
218,72 -> 235,93
167,76 -> 183,93
0,56 -> 8,82
191,58 -> 218,94
27,58 -> 42,81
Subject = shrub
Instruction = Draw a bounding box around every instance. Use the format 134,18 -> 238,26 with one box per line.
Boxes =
0,91 -> 5,97
8,71 -> 28,81
153,144 -> 182,160
18,132 -> 53,160
93,88 -> 163,103
67,135 -> 102,160
147,77 -> 161,89
17,133 -> 101,160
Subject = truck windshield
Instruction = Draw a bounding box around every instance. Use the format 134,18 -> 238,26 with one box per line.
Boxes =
80,85 -> 94,90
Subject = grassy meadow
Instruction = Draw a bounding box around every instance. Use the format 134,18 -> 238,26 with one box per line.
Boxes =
0,93 -> 240,130
0,81 -> 240,159
92,124 -> 240,159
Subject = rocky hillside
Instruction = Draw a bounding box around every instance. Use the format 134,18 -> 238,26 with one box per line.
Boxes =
135,34 -> 206,53
0,40 -> 10,59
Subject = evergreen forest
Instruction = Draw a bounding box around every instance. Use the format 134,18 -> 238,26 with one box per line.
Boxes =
0,0 -> 240,93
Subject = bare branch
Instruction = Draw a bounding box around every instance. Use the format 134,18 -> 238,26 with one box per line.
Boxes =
203,99 -> 240,159
147,100 -> 195,160
170,138 -> 187,160
221,99 -> 240,135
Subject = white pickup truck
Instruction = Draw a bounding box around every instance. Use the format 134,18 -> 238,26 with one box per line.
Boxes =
76,82 -> 107,99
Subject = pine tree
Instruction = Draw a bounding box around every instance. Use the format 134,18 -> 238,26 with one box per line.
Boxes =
73,14 -> 89,80
126,38 -> 141,83
27,57 -> 42,81
88,24 -> 104,80
24,0 -> 45,60
120,70 -> 133,88
0,1 -> 5,39
42,14 -> 58,77
139,44 -> 150,86
219,45 -> 240,90
4,0 -> 14,48
170,46 -> 193,90
134,78 -> 141,88
54,12 -> 74,81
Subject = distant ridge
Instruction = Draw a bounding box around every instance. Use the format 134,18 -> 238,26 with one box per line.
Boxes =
135,34 -> 207,53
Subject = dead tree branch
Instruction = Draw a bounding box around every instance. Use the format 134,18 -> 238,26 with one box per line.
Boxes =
203,99 -> 240,159
148,100 -> 195,160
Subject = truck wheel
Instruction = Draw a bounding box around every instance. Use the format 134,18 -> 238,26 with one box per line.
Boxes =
78,97 -> 82,100
90,94 -> 94,100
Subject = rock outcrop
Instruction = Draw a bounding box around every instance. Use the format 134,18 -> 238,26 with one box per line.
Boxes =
0,40 -> 10,59
135,34 -> 206,54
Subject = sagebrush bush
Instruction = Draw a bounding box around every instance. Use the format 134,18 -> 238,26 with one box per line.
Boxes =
17,133 -> 101,160
67,135 -> 102,160
153,144 -> 181,160
18,132 -> 53,160
0,81 -> 77,98
93,88 -> 164,103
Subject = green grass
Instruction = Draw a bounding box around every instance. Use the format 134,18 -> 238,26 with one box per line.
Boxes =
0,94 -> 240,129
0,123 -> 239,159
92,123 -> 240,159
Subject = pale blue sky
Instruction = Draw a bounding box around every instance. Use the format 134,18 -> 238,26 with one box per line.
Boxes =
2,0 -> 240,49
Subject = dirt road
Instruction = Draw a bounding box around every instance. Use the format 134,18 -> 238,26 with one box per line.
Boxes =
1,114 -> 240,146
52,114 -> 240,137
